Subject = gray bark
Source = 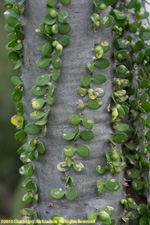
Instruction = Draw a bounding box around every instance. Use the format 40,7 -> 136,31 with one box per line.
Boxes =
22,0 -> 124,224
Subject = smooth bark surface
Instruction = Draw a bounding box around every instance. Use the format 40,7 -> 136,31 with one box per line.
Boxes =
22,1 -> 124,224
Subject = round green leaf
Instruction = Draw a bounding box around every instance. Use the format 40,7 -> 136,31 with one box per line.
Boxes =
62,132 -> 75,140
20,208 -> 34,217
36,56 -> 51,69
87,99 -> 102,110
58,22 -> 71,34
47,0 -> 58,6
58,11 -> 68,23
92,73 -> 107,84
82,117 -> 94,129
73,161 -> 84,172
111,132 -> 128,144
24,123 -> 41,135
99,206 -> 114,216
94,58 -> 110,69
36,74 -> 50,86
52,55 -> 61,69
14,130 -> 27,141
87,212 -> 98,221
139,217 -> 149,225
69,114 -> 81,125
30,111 -> 44,120
77,145 -> 90,157
43,14 -> 56,25
80,130 -> 94,140
31,85 -> 47,96
96,165 -> 107,175
81,75 -> 91,87
133,180 -> 143,191
57,35 -> 70,47
42,43 -> 53,56
100,15 -> 114,28
60,0 -> 71,5
104,179 -> 120,191
127,169 -> 141,178
65,188 -> 77,200
52,69 -> 60,81
50,188 -> 65,200
142,102 -> 150,112
63,146 -> 76,157
113,123 -> 129,132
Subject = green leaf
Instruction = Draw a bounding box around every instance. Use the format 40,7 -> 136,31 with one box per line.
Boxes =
80,130 -> 94,140
42,43 -> 53,56
43,14 -> 56,25
52,69 -> 60,81
92,73 -> 107,84
20,208 -> 34,217
37,141 -> 45,154
6,16 -> 19,27
126,0 -> 137,9
111,132 -> 128,144
138,204 -> 149,217
63,146 -> 76,157
58,11 -> 68,23
133,180 -> 143,191
73,161 -> 84,172
31,85 -> 47,96
113,123 -> 129,132
30,111 -> 44,120
87,61 -> 94,72
24,123 -> 41,135
47,0 -> 58,6
133,40 -> 144,52
57,35 -> 70,47
21,179 -> 32,189
87,99 -> 102,110
104,179 -> 120,191
124,142 -> 136,150
97,180 -> 104,194
36,74 -> 50,86
66,176 -> 73,187
81,75 -> 91,87
52,55 -> 61,69
99,206 -> 114,216
114,38 -> 130,49
141,31 -> 150,41
87,212 -> 98,221
69,114 -> 81,125
65,188 -> 77,200
146,117 -> 150,128
127,169 -> 141,178
96,165 -> 107,175
62,132 -> 75,141
139,217 -> 149,225
58,22 -> 71,34
14,130 -> 27,141
99,210 -> 111,224
145,130 -> 150,142
94,58 -> 110,69
36,56 -> 51,69
50,188 -> 65,200
19,165 -> 33,177
142,102 -> 150,112
60,0 -> 71,5
97,41 -> 110,53
100,15 -> 114,28
82,117 -> 94,129
77,145 -> 90,157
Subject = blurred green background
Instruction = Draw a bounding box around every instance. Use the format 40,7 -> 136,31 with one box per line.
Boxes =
0,1 -> 26,220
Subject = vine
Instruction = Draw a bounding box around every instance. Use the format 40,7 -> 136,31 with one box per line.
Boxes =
4,0 -> 150,223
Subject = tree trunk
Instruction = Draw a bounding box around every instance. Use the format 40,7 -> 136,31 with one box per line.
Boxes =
22,0 -> 124,223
